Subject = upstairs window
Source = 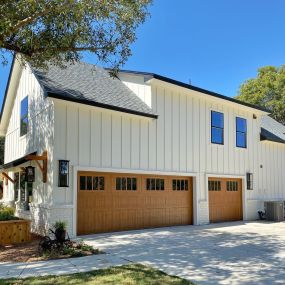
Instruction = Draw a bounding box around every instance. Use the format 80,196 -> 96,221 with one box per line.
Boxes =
211,111 -> 224,144
20,96 -> 28,136
236,117 -> 247,148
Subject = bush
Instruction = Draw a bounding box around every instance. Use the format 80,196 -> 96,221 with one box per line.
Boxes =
0,205 -> 16,221
53,220 -> 67,231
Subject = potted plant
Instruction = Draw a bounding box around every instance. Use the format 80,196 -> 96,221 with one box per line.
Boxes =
53,220 -> 67,243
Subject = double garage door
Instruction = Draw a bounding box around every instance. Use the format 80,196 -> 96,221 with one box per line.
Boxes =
77,172 -> 193,235
208,177 -> 243,223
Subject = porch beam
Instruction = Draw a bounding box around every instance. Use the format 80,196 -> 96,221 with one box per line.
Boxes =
26,150 -> 48,183
2,172 -> 15,184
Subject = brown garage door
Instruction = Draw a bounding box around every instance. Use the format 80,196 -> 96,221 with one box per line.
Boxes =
77,172 -> 193,235
208,177 -> 242,223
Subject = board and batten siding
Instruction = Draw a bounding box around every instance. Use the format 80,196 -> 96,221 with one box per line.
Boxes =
52,76 -> 271,224
2,64 -> 55,234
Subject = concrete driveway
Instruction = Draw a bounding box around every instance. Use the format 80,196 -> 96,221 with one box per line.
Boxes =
82,221 -> 285,285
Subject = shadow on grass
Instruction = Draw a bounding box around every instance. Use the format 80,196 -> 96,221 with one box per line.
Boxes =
0,264 -> 194,285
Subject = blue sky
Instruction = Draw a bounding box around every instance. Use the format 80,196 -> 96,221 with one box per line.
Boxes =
1,0 -> 285,108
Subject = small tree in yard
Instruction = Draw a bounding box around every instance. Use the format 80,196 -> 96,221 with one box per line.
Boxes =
0,0 -> 152,70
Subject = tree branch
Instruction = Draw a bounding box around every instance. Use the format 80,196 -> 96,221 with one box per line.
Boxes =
2,1 -> 75,39
1,42 -> 103,56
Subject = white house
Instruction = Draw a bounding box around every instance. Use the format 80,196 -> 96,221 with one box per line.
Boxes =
1,57 -> 285,236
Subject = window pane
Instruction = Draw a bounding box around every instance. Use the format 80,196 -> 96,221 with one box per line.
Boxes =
146,179 -> 151,190
116,177 -> 121,190
20,97 -> 28,137
211,127 -> 223,144
122,178 -> 126,190
177,180 -> 181,191
236,117 -> 246,132
80,176 -> 86,190
93,177 -> 98,190
185,180 -> 188,191
132,178 -> 137,191
236,132 -> 246,148
87,176 -> 92,190
160,179 -> 164,191
21,97 -> 28,117
99,177 -> 104,190
181,180 -> 185,191
151,179 -> 155,190
20,117 -> 28,136
127,178 -> 132,190
211,111 -> 224,128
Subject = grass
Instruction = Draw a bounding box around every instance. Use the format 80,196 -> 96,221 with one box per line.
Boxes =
0,264 -> 194,285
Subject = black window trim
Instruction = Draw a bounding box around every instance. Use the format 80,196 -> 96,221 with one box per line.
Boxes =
211,110 -> 224,145
236,116 -> 247,149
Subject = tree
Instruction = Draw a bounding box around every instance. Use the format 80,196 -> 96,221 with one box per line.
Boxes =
236,66 -> 285,125
0,0 -> 152,70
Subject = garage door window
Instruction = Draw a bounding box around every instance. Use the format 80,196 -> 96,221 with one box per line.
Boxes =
80,175 -> 104,190
146,178 -> 164,191
208,180 -> 221,191
116,177 -> 137,191
227,181 -> 238,191
172,179 -> 189,191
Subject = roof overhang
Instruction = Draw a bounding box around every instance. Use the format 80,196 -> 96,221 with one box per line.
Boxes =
147,77 -> 270,115
117,69 -> 270,115
47,92 -> 158,119
260,128 -> 285,145
0,152 -> 37,171
0,56 -> 23,136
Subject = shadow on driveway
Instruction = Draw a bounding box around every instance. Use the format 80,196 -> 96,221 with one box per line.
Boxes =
81,221 -> 285,285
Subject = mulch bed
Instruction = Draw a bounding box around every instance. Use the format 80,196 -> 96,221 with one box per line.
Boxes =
0,234 -> 101,263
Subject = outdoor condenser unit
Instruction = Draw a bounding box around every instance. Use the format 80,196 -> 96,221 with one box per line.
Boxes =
264,201 -> 285,222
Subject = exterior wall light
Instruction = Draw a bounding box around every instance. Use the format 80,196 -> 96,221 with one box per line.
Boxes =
25,166 -> 35,182
58,160 -> 69,187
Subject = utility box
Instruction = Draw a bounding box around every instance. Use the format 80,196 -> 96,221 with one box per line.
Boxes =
264,201 -> 285,222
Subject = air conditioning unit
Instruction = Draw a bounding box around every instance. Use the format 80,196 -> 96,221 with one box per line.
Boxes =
264,201 -> 285,222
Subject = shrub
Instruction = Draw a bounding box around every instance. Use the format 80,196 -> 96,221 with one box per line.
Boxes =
53,220 -> 67,231
0,205 -> 16,221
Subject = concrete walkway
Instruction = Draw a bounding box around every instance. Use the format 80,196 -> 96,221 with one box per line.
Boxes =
1,221 -> 285,284
0,253 -> 130,279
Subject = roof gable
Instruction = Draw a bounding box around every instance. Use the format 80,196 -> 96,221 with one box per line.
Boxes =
0,57 -> 23,135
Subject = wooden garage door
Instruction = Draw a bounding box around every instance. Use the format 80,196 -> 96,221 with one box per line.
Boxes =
77,172 -> 193,235
208,178 -> 242,223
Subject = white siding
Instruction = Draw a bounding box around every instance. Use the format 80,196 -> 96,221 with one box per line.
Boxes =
2,64 -> 55,234
4,67 -> 285,235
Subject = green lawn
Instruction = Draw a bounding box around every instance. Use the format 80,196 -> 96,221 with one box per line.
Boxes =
0,264 -> 194,285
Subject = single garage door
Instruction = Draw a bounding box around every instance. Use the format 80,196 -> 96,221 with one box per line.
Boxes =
77,172 -> 193,235
208,177 -> 242,223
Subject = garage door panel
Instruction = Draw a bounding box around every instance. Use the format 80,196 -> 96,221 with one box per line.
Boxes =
77,172 -> 193,235
208,177 -> 242,223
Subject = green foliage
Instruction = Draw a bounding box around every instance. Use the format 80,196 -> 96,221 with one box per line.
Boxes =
53,220 -> 67,231
236,65 -> 285,124
0,205 -> 16,221
0,0 -> 152,70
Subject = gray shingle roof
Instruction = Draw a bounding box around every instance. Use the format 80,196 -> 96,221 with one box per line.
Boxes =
32,62 -> 157,118
261,116 -> 285,144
